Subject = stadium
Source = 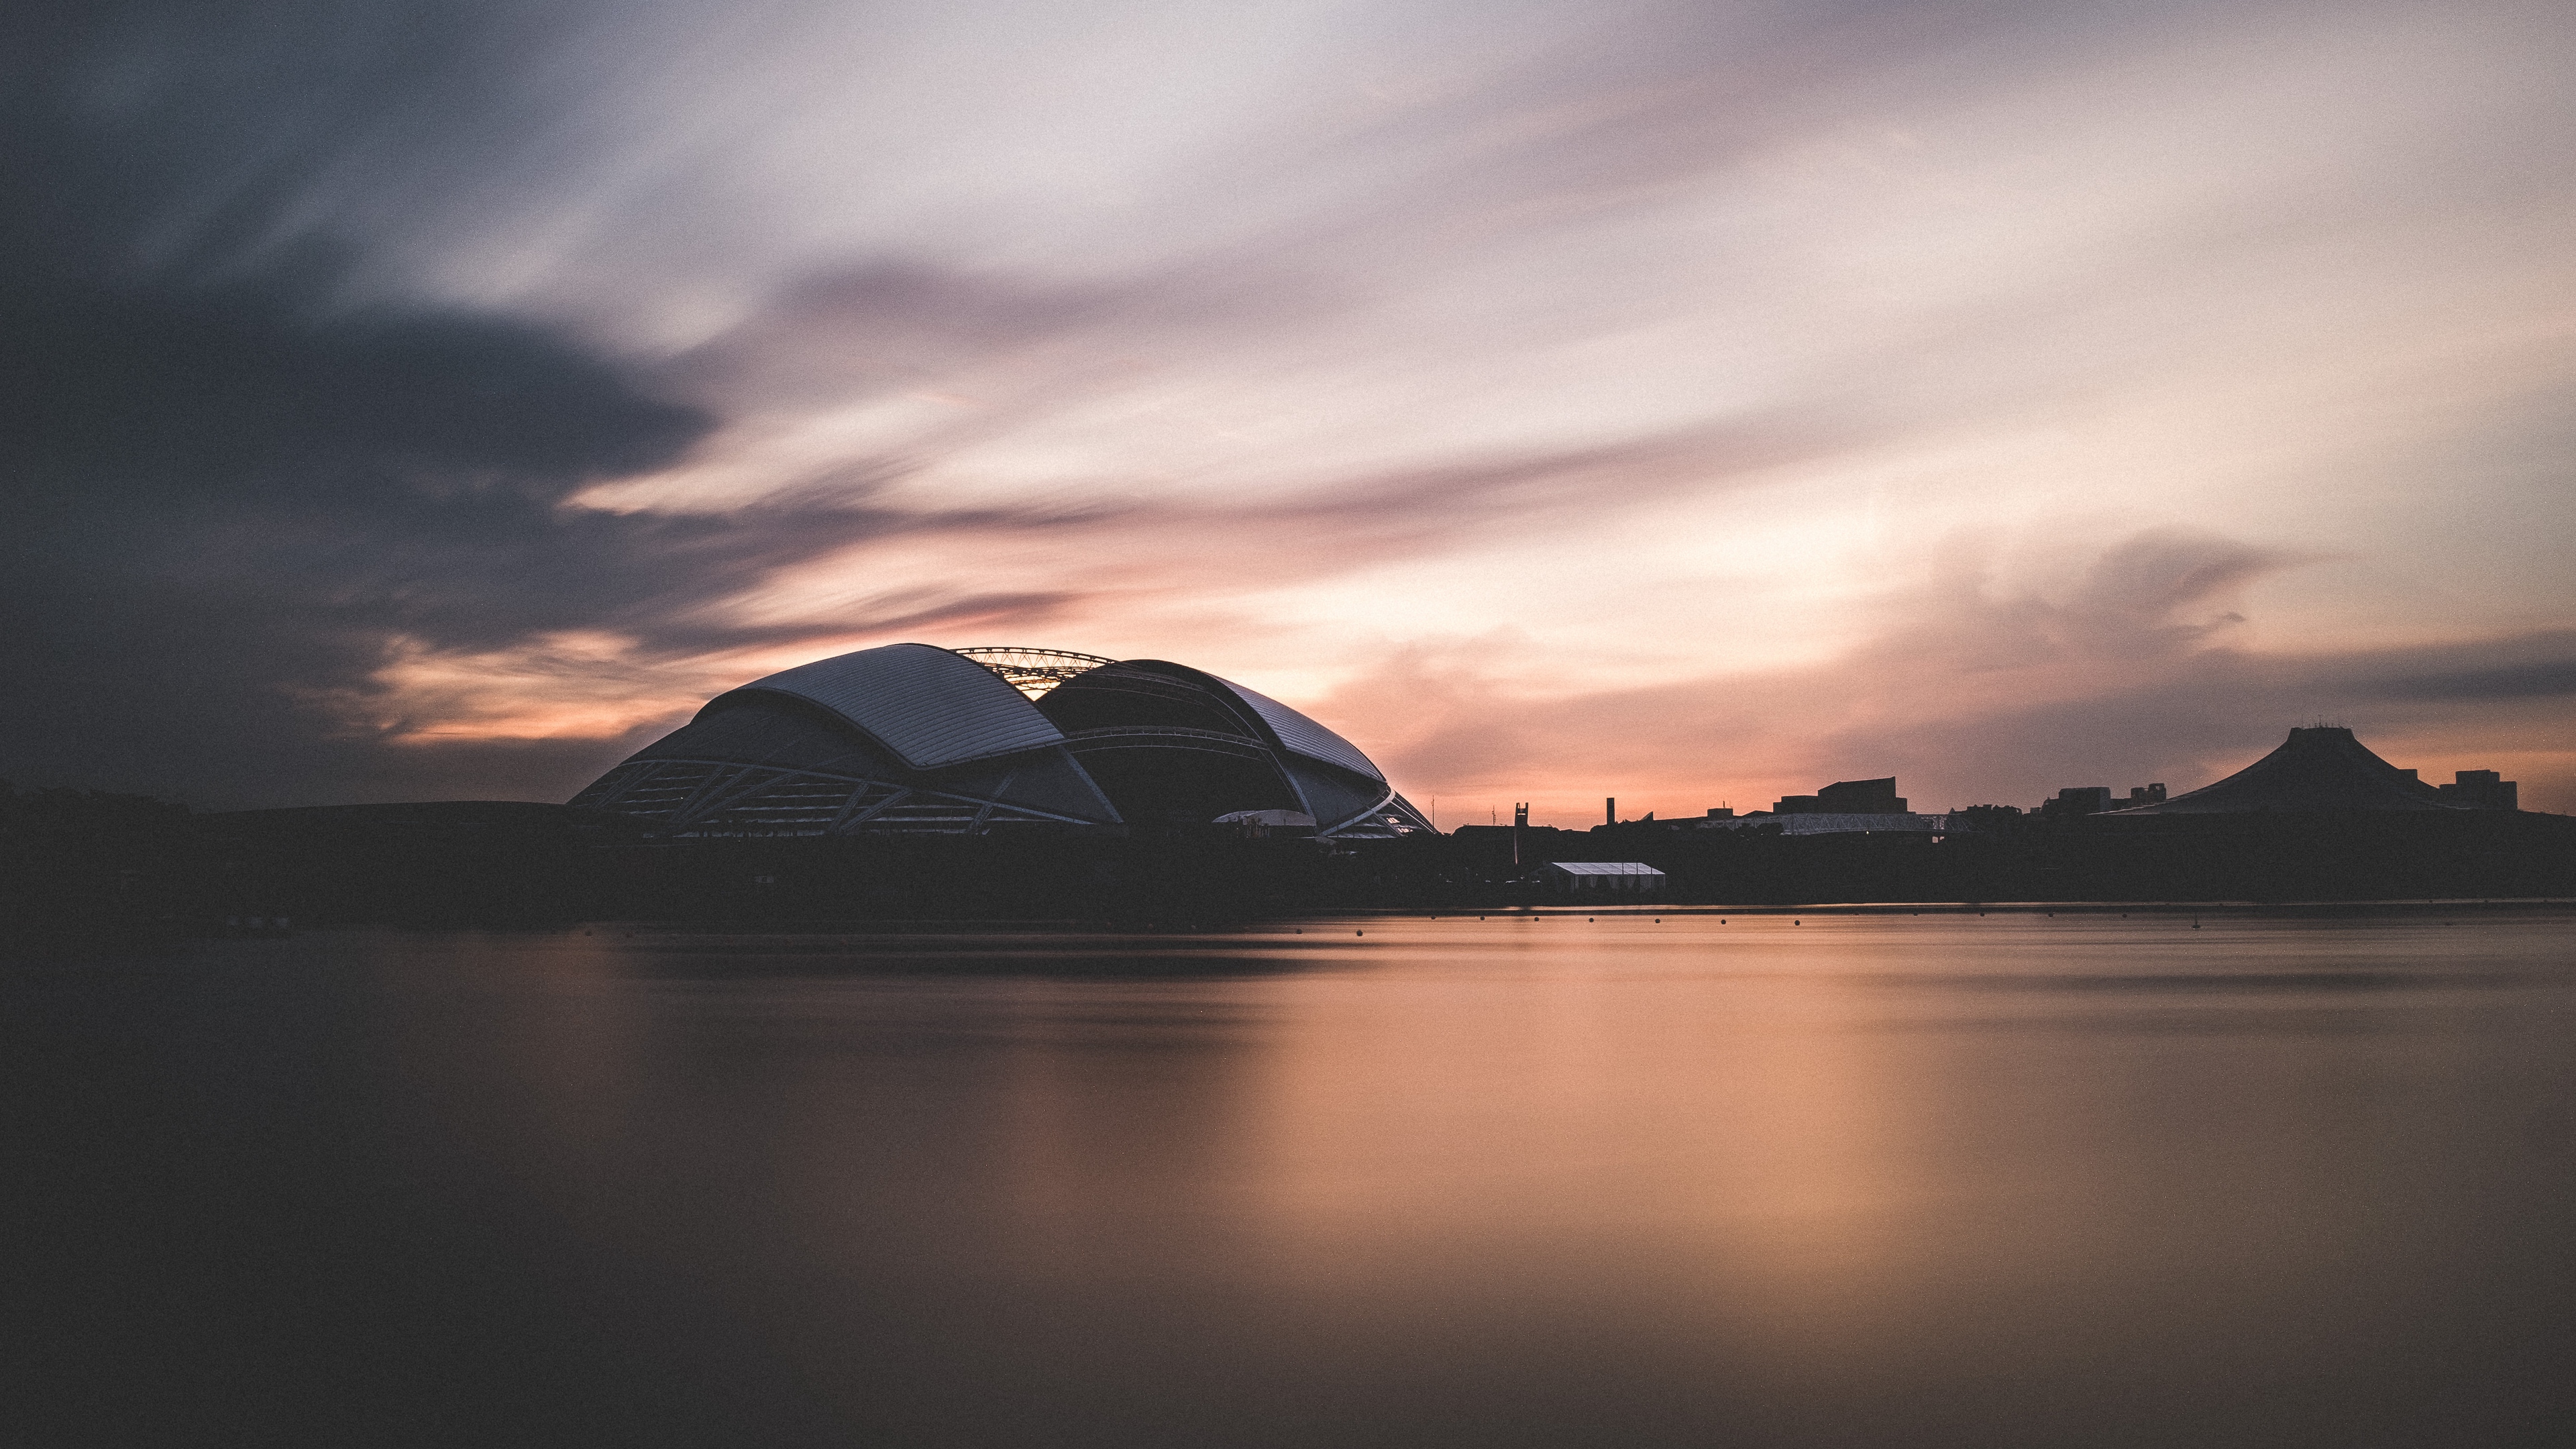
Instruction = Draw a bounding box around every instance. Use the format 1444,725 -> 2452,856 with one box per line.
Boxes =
568,644 -> 1432,841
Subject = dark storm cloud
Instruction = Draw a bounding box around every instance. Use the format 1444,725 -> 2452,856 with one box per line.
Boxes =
0,3 -> 898,805
0,264 -> 892,803
2358,642 -> 2576,704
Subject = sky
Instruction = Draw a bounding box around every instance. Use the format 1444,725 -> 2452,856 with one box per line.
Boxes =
5,0 -> 2573,822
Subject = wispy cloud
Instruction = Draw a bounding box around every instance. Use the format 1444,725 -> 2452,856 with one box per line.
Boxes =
4,1 -> 2572,809
1312,532 -> 2576,824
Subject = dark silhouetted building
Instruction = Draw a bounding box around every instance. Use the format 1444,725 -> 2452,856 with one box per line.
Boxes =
2437,769 -> 2518,810
2042,786 -> 2114,818
1947,804 -> 2023,830
1774,777 -> 1906,814
570,643 -> 1431,840
1692,810 -> 1949,839
1692,775 -> 1944,837
2043,784 -> 2165,817
2105,727 -> 2487,815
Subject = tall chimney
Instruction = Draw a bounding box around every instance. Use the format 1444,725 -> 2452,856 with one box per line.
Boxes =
1606,797 -> 1616,826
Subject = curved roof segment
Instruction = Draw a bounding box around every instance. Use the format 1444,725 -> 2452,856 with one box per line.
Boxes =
2107,727 -> 2462,815
572,642 -> 1426,840
724,642 -> 1065,770
1209,674 -> 1385,782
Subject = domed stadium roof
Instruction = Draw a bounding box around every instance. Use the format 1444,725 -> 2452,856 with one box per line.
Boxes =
2105,726 -> 2463,815
568,643 -> 1430,840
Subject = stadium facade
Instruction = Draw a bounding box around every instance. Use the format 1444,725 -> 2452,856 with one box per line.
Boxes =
568,644 -> 1432,840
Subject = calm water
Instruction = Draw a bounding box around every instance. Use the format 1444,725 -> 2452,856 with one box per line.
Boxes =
10,909 -> 2576,1448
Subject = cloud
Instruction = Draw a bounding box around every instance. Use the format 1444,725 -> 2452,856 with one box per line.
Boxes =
1309,529 -> 2576,820
0,258 -> 895,803
0,7 -> 895,804
2358,645 -> 2576,704
3,1 -> 2571,814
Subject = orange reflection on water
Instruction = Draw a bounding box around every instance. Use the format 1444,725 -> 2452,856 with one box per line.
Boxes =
1222,917 -> 1931,1342
305,910 -> 2576,1446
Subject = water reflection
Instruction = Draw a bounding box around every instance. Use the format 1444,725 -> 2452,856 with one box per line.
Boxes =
11,910 -> 2576,1447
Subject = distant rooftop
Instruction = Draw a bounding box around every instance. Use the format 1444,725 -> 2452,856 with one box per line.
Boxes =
1693,812 -> 1947,835
2107,727 -> 2461,815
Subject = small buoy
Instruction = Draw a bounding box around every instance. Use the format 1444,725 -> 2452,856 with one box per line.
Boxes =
1356,930 -> 1364,936
1794,919 -> 1801,925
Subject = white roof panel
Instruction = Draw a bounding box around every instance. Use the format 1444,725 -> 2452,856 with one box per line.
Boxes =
1542,861 -> 1666,875
733,643 -> 1065,770
1207,675 -> 1385,782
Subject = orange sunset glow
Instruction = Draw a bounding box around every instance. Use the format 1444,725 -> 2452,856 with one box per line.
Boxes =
6,1 -> 2571,818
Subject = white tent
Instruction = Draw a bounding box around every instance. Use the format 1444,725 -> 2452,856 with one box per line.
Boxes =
1537,861 -> 1666,894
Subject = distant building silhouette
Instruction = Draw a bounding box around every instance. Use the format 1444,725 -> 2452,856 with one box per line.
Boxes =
2106,727 -> 2514,814
1761,813 -> 1948,836
1773,777 -> 1905,814
2041,786 -> 2114,818
1946,804 -> 2023,830
2036,784 -> 2162,818
2437,769 -> 2518,810
1655,775 -> 1944,836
